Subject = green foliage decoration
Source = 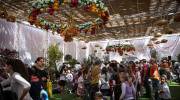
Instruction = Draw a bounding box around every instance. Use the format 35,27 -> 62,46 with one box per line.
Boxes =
48,44 -> 63,71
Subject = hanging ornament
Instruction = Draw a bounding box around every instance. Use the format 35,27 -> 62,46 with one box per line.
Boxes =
155,41 -> 161,44
81,46 -> 87,49
118,50 -> 123,56
53,0 -> 60,11
48,5 -> 55,15
84,4 -> 90,11
28,16 -> 35,25
161,39 -> 168,43
91,3 -> 97,13
91,27 -> 96,35
154,32 -> 162,37
71,0 -> 78,7
45,25 -> 50,30
151,37 -> 158,41
100,11 -> 109,24
31,9 -> 40,17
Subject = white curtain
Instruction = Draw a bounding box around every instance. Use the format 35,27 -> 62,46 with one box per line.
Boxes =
0,18 -> 180,64
0,19 -> 64,65
129,38 -> 151,60
63,42 -> 76,59
86,35 -> 180,62
0,19 -> 17,50
76,41 -> 87,62
153,35 -> 180,59
17,24 -> 49,64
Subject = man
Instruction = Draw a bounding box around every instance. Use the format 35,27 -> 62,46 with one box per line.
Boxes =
29,57 -> 48,100
90,59 -> 101,100
149,58 -> 160,100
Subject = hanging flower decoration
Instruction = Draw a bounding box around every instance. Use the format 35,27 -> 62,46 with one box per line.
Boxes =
106,44 -> 135,56
28,0 -> 109,42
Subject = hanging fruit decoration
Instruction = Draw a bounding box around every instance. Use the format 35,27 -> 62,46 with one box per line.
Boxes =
155,41 -> 161,44
151,37 -> 158,41
105,44 -> 135,56
161,39 -> 168,43
81,46 -> 87,49
53,0 -> 59,11
28,0 -> 109,42
154,32 -> 162,37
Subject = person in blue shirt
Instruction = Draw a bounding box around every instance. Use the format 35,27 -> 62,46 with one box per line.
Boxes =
40,86 -> 49,100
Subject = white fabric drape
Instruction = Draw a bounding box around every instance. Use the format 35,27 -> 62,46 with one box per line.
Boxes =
153,35 -> 180,59
18,24 -> 48,64
0,19 -> 63,64
76,41 -> 87,62
0,19 -> 17,50
129,38 -> 151,60
0,18 -> 180,64
64,42 -> 76,59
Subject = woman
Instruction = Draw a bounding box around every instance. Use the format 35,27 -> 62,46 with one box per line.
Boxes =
120,75 -> 136,100
29,57 -> 47,100
1,59 -> 31,100
159,75 -> 171,100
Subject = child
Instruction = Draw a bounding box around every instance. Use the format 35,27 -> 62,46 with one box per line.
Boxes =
159,75 -> 171,100
120,75 -> 136,100
40,86 -> 49,100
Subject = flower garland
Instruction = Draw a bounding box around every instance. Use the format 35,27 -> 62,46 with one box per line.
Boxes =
29,0 -> 109,42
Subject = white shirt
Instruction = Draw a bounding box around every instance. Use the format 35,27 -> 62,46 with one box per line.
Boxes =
100,73 -> 110,89
1,72 -> 32,100
66,73 -> 73,82
159,83 -> 171,99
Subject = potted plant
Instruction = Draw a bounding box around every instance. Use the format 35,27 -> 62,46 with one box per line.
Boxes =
47,44 -> 63,78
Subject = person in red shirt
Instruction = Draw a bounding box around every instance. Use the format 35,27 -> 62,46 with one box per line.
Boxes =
149,58 -> 160,100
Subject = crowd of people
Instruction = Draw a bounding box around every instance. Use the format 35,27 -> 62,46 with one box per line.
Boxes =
0,56 -> 179,100
54,57 -> 179,100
